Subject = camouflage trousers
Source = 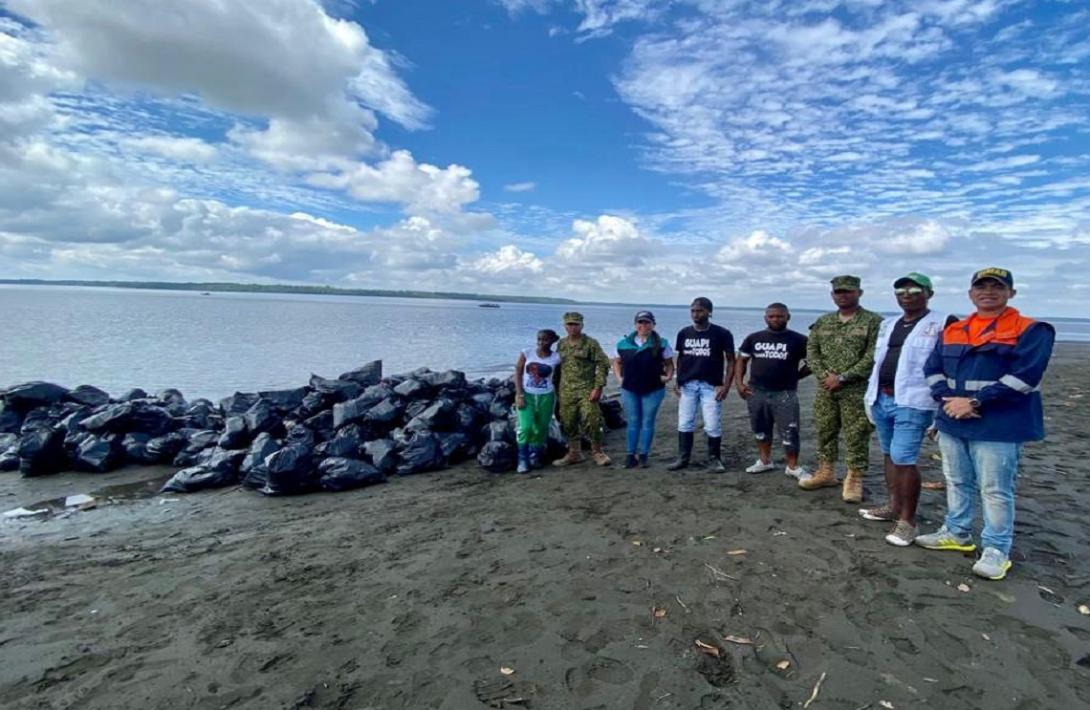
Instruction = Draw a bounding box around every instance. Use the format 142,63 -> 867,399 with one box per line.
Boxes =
813,385 -> 873,469
558,389 -> 604,444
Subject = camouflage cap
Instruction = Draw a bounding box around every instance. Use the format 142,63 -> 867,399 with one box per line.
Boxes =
562,311 -> 584,324
830,274 -> 862,290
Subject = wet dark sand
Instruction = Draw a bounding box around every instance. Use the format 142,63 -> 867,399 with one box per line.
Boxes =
1,344 -> 1088,709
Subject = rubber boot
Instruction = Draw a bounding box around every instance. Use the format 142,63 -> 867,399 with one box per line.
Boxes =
516,444 -> 530,474
667,432 -> 693,471
623,454 -> 638,469
552,444 -> 584,467
799,462 -> 838,490
528,445 -> 544,469
842,467 -> 864,503
706,436 -> 726,473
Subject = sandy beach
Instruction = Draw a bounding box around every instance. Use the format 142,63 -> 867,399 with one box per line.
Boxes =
1,344 -> 1088,710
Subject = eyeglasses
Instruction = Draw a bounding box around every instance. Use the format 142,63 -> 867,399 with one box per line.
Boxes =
894,287 -> 925,295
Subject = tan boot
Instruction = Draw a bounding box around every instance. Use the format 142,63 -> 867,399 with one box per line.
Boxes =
798,462 -> 838,490
552,445 -> 584,467
591,447 -> 612,466
842,468 -> 864,503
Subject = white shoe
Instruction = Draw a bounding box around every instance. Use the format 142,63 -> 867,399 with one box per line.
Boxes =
745,459 -> 776,474
785,465 -> 810,481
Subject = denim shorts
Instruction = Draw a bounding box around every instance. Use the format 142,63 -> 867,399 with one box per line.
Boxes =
872,392 -> 934,465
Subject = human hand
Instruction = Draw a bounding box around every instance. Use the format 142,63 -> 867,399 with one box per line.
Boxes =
736,383 -> 752,400
942,397 -> 980,419
515,394 -> 526,410
589,387 -> 603,403
715,385 -> 729,401
822,373 -> 842,391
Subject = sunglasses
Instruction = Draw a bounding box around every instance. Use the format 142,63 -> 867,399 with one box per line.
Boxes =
894,287 -> 925,295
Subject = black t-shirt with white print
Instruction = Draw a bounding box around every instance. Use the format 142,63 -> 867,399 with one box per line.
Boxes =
738,328 -> 808,392
675,324 -> 734,386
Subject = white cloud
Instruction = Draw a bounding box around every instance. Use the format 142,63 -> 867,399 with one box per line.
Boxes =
554,214 -> 656,266
123,135 -> 218,163
504,181 -> 537,192
467,244 -> 544,275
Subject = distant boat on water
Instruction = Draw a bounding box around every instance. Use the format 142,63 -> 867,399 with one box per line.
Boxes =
478,302 -> 500,308
200,291 -> 211,295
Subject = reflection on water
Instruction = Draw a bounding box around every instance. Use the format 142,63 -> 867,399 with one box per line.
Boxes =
3,285 -> 1088,401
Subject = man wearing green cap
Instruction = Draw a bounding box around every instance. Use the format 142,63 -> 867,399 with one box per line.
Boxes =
554,312 -> 613,467
860,273 -> 950,546
801,275 -> 883,502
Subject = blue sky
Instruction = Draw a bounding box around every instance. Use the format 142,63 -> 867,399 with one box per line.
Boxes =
1,0 -> 1088,314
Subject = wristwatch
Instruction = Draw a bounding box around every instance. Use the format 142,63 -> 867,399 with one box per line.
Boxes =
968,398 -> 981,409
836,374 -> 848,384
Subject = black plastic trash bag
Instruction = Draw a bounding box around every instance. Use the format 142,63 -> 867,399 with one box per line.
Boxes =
436,431 -> 473,463
477,441 -> 516,473
218,415 -> 249,449
395,431 -> 444,476
337,360 -> 383,387
121,432 -> 157,464
80,403 -> 133,433
145,432 -> 186,463
258,387 -> 307,413
364,398 -> 402,426
18,427 -> 66,476
308,374 -> 362,402
315,427 -> 364,459
408,399 -> 456,431
332,396 -> 374,430
599,399 -> 626,430
318,457 -> 385,492
488,420 -> 515,444
128,403 -> 175,436
73,433 -> 124,473
160,454 -> 242,493
260,443 -> 317,495
120,388 -> 148,401
220,392 -> 260,416
363,438 -> 398,474
392,378 -> 427,399
243,399 -> 282,437
0,402 -> 22,433
66,384 -> 110,408
240,432 -> 280,488
3,381 -> 69,409
296,391 -> 330,419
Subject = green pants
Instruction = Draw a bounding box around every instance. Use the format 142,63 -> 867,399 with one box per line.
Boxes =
814,385 -> 873,469
516,392 -> 555,446
558,389 -> 604,444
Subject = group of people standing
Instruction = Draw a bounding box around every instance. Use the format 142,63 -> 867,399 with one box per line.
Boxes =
512,267 -> 1054,581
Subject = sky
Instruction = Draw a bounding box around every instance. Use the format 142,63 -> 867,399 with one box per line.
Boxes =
1,0 -> 1088,315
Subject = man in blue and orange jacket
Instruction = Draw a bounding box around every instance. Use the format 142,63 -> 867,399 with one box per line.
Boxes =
915,267 -> 1054,581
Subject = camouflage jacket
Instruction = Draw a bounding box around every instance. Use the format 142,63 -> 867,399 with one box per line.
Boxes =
557,335 -> 610,391
807,308 -> 883,385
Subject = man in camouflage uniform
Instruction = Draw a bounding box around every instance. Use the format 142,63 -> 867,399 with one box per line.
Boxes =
554,312 -> 613,467
801,275 -> 883,502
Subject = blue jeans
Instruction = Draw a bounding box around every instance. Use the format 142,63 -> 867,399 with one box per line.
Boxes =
872,393 -> 934,465
620,387 -> 666,455
677,380 -> 722,437
938,431 -> 1022,554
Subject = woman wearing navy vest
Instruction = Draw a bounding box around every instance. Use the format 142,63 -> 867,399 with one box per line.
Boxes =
612,311 -> 674,469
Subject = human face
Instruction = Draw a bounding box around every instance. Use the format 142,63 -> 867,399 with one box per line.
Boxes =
969,278 -> 1014,314
832,288 -> 861,309
894,284 -> 930,313
764,308 -> 789,331
690,304 -> 710,326
635,319 -> 654,337
564,322 -> 583,337
536,331 -> 556,352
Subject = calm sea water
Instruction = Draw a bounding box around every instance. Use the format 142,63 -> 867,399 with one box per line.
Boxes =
3,285 -> 1088,401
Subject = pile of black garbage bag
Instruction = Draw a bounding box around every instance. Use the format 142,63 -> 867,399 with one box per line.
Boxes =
0,361 -> 626,496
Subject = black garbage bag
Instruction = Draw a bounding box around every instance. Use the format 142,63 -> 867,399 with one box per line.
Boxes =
470,392 -> 494,411
363,438 -> 397,474
173,429 -> 218,466
244,400 -> 282,437
220,392 -> 260,416
73,433 -> 124,472
477,441 -> 516,473
146,431 -> 186,463
409,399 -> 456,431
488,400 -> 511,421
240,432 -> 280,488
296,390 -> 330,419
332,396 -> 374,430
258,387 -> 308,413
79,403 -> 133,433
315,427 -> 364,459
4,381 -> 70,409
420,370 -> 467,391
66,384 -> 110,408
180,401 -> 217,429
0,450 -> 18,471
364,398 -> 402,427
308,374 -> 362,402
436,431 -> 472,462
395,431 -> 444,476
0,402 -> 22,433
318,457 -> 385,492
59,406 -> 92,434
302,410 -> 334,441
128,403 -> 176,436
18,427 -> 66,476
122,432 -> 157,464
546,419 -> 567,461
0,433 -> 16,455
218,416 -> 249,449
161,450 -> 243,493
20,407 -> 62,436
338,360 -> 383,387
393,378 -> 428,399
454,403 -> 483,435
285,423 -> 317,449
120,388 -> 148,401
599,399 -> 626,430
404,398 -> 430,421
260,443 -> 317,495
488,420 -> 516,444
156,388 -> 186,406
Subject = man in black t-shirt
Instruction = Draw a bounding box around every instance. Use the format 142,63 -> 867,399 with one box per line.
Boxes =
669,297 -> 735,472
734,303 -> 811,479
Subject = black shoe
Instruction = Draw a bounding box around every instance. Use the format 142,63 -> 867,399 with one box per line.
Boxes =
667,431 -> 694,471
639,454 -> 649,468
707,457 -> 726,473
623,454 -> 638,469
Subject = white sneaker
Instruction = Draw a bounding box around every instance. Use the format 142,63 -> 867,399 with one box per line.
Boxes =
745,459 -> 776,474
785,465 -> 810,481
